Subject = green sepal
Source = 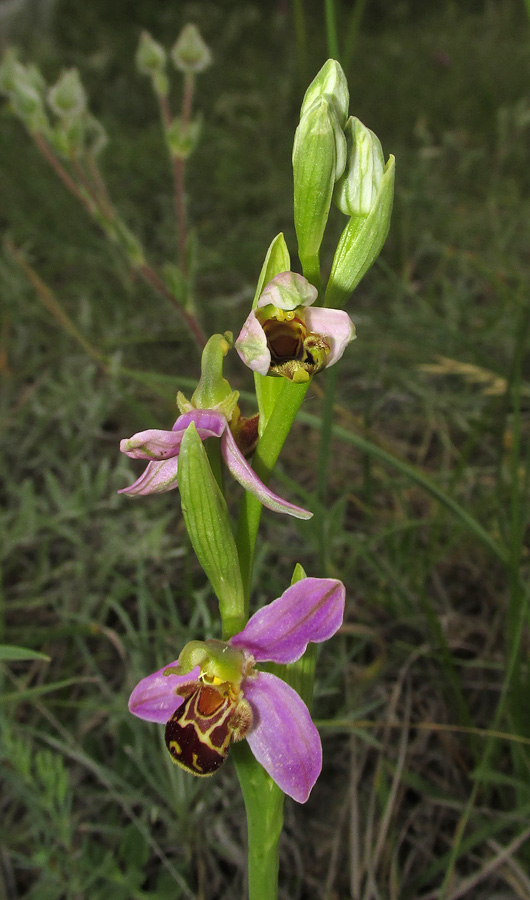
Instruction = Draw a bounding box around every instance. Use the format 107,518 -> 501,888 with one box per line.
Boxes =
325,154 -> 395,308
177,422 -> 245,633
252,234 -> 291,436
191,333 -> 239,419
293,98 -> 338,289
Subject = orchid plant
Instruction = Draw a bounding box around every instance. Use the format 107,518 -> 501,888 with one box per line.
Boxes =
1,36 -> 394,899
118,55 -> 394,900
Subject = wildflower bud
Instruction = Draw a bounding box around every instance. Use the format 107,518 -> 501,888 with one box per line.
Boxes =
107,218 -> 145,268
326,154 -> 395,307
171,24 -> 212,74
333,116 -> 385,217
9,72 -> 47,133
300,58 -> 349,128
166,115 -> 201,159
48,69 -> 87,118
293,98 -> 341,280
136,30 -> 167,75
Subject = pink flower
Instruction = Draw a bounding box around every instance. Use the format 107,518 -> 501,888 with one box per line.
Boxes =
235,272 -> 355,383
119,408 -> 311,520
129,577 -> 345,802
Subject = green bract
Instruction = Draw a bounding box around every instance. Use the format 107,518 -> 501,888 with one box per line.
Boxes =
325,154 -> 395,307
300,59 -> 349,127
177,422 -> 244,635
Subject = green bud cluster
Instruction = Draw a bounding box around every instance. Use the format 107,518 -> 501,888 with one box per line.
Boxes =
292,58 -> 395,304
0,49 -> 48,133
171,24 -> 212,74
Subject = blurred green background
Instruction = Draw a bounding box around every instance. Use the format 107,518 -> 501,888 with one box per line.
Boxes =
2,1 -> 530,898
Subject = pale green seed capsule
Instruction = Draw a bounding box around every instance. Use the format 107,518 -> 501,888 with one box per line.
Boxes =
333,116 -> 385,217
171,24 -> 212,74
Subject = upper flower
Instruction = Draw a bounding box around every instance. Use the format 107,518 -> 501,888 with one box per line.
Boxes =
119,407 -> 311,519
235,272 -> 356,383
128,576 -> 345,802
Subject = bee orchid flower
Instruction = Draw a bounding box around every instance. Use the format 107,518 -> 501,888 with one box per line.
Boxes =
235,272 -> 356,383
119,408 -> 311,520
128,577 -> 345,802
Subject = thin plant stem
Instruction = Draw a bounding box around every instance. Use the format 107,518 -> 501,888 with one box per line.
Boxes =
138,264 -> 206,347
324,0 -> 340,61
235,380 -> 310,608
32,126 -> 207,348
315,364 -> 338,573
343,0 -> 370,70
232,743 -> 284,900
33,132 -> 95,215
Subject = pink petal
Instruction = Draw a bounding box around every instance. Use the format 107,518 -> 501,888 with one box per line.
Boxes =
175,409 -> 227,437
256,272 -> 318,311
220,429 -> 313,520
304,307 -> 356,366
128,663 -> 201,723
243,671 -> 322,803
234,312 -> 270,375
231,578 -> 345,663
118,457 -> 180,495
120,428 -> 187,460
120,410 -> 226,461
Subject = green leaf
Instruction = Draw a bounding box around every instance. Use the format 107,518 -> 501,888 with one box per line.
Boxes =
325,153 -> 395,307
252,233 -> 291,435
0,644 -> 51,662
177,422 -> 245,635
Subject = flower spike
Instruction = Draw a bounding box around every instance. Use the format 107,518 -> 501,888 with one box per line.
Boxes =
128,577 -> 346,802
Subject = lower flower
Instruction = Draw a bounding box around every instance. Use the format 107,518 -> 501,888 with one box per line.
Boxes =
129,577 -> 345,802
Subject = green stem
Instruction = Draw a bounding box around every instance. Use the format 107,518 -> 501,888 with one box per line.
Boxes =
315,364 -> 339,573
324,0 -> 340,60
235,380 -> 310,607
232,743 -> 285,900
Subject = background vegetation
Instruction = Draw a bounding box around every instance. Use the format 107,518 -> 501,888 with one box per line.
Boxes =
1,1 -> 530,898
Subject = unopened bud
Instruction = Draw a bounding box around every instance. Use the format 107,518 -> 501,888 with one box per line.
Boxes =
166,115 -> 201,158
48,69 -> 86,119
10,74 -> 47,132
0,48 -> 23,93
300,59 -> 349,128
85,114 -> 108,155
293,98 -> 339,276
333,116 -> 385,217
171,24 -> 212,74
136,31 -> 167,75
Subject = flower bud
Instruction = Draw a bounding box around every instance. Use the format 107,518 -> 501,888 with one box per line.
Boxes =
293,98 -> 338,279
333,116 -> 385,217
85,114 -> 108,156
48,69 -> 87,118
136,31 -> 167,75
0,49 -> 23,94
9,71 -> 47,133
300,58 -> 349,127
171,24 -> 212,74
166,115 -> 201,159
326,154 -> 395,307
